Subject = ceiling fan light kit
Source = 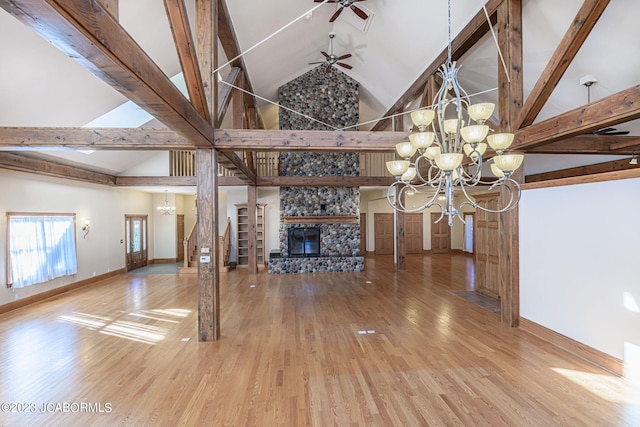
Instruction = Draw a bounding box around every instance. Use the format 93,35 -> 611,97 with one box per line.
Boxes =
385,0 -> 522,226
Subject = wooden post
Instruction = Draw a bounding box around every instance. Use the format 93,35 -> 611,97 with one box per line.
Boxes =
498,0 -> 523,327
393,115 -> 406,270
196,148 -> 220,340
195,0 -> 219,340
247,185 -> 257,274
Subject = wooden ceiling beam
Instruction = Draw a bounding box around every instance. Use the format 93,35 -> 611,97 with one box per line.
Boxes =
0,127 -> 192,150
370,0 -> 502,131
0,152 -> 115,185
514,85 -> 640,150
217,0 -> 264,129
0,0 -> 214,148
514,0 -> 610,129
213,129 -> 408,152
527,135 -> 640,154
525,159 -> 640,186
216,67 -> 242,127
114,175 -> 245,187
164,0 -> 210,121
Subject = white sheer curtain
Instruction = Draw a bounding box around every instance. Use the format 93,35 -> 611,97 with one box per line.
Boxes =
8,214 -> 78,288
463,214 -> 474,253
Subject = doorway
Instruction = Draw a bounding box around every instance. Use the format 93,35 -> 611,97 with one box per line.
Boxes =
430,213 -> 451,254
374,213 -> 394,255
125,215 -> 148,271
177,214 -> 185,262
406,213 -> 423,254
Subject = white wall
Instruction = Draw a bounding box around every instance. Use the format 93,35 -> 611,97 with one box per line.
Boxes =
0,169 -> 156,306
222,187 -> 280,263
520,178 -> 640,367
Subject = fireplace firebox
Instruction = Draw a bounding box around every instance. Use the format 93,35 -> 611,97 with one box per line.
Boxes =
288,227 -> 320,257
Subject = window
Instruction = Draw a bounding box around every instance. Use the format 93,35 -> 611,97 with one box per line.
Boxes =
7,213 -> 78,288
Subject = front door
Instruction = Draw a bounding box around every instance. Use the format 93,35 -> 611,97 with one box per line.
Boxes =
125,215 -> 148,271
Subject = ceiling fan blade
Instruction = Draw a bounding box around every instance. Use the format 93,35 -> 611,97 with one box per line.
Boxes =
336,53 -> 352,60
337,62 -> 353,69
308,62 -> 325,65
329,7 -> 344,23
321,51 -> 330,59
594,127 -> 616,134
315,0 -> 337,2
603,131 -> 630,136
351,5 -> 369,20
593,127 -> 630,136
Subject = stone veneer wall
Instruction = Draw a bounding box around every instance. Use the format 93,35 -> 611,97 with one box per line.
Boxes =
270,66 -> 363,274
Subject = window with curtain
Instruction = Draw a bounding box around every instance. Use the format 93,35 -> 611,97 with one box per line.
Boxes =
6,213 -> 78,288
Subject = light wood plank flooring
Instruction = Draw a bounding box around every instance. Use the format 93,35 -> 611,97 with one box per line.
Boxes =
0,254 -> 638,426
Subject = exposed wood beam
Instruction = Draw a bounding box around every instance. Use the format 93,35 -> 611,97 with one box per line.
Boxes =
115,175 -> 242,187
514,0 -> 610,129
370,0 -> 501,131
0,152 -> 115,185
115,176 -> 196,186
610,136 -> 640,151
523,166 -> 640,189
0,0 -> 214,148
217,0 -> 264,129
496,0 -> 523,329
215,67 -> 241,127
498,0 -> 523,132
514,85 -> 640,150
97,0 -> 117,20
527,135 -> 640,154
525,158 -> 639,183
164,0 -> 210,121
256,176 -> 394,187
0,127 -> 193,150
214,129 -> 408,152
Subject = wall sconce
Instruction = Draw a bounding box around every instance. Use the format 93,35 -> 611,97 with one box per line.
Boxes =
630,152 -> 638,165
82,220 -> 91,239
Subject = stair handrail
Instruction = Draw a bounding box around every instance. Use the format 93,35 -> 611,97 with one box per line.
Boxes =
220,218 -> 231,266
184,220 -> 198,269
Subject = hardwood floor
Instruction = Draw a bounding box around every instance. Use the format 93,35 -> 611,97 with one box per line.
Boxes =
0,254 -> 638,426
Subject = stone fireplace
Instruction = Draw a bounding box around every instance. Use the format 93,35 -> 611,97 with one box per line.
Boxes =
268,66 -> 364,274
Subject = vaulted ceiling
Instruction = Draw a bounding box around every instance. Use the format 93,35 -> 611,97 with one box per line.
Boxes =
0,0 -> 639,183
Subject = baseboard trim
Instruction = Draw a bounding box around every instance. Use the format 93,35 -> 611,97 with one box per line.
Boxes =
152,258 -> 178,264
520,317 -> 623,376
0,269 -> 126,315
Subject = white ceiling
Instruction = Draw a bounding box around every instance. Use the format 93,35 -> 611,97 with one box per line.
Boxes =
0,0 -> 638,179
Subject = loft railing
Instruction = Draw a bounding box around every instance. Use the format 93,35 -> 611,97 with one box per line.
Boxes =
170,150 -> 392,178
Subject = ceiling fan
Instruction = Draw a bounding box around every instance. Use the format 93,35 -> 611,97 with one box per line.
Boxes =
314,0 -> 369,23
308,33 -> 353,72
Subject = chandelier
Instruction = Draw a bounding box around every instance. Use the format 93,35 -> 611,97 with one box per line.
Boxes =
157,190 -> 176,216
386,0 -> 523,226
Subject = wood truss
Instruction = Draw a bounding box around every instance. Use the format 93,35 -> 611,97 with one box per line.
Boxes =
1,0 -> 640,336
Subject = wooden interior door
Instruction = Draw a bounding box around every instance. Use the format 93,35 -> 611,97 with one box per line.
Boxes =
125,215 -> 148,271
430,213 -> 451,254
359,213 -> 366,255
374,213 -> 394,255
176,214 -> 184,262
475,194 -> 500,298
406,213 -> 423,254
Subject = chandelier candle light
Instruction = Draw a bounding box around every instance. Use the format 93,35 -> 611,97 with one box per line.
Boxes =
386,0 -> 523,226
